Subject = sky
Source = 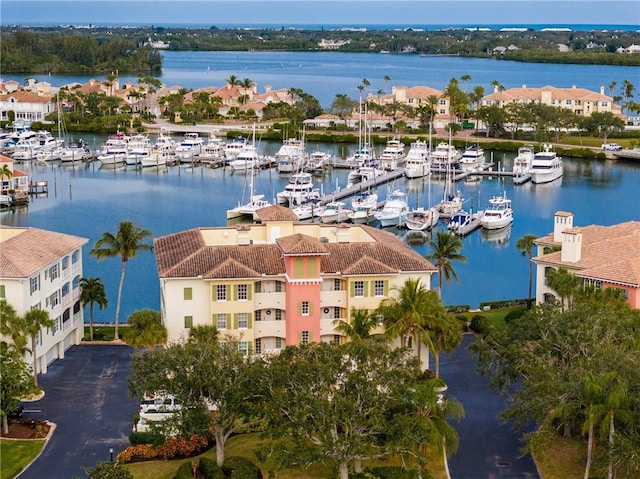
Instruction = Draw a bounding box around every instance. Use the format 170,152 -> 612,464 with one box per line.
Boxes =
1,0 -> 638,27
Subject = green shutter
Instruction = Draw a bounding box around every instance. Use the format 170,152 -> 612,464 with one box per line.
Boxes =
226,313 -> 231,328
247,313 -> 253,329
383,281 -> 389,296
350,281 -> 355,297
184,316 -> 193,328
0,285 -> 5,298
298,302 -> 302,315
298,331 -> 303,343
184,287 -> 192,300
309,331 -> 313,343
294,258 -> 304,277
233,284 -> 238,301
364,281 -> 369,297
309,301 -> 313,315
247,284 -> 252,300
308,257 -> 317,276
233,313 -> 239,329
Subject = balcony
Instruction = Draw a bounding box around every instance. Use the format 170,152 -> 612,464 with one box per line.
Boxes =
254,292 -> 286,309
320,318 -> 340,335
254,320 -> 286,338
320,290 -> 347,307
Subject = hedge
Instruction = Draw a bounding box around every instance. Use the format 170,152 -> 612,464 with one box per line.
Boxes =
199,457 -> 226,479
478,298 -> 529,310
446,304 -> 470,313
174,462 -> 194,479
223,456 -> 262,479
129,430 -> 166,447
366,466 -> 424,478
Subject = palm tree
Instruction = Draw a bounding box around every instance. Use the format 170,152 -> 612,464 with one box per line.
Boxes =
126,309 -> 167,349
0,164 -> 13,194
80,277 -> 108,341
383,75 -> 391,93
516,234 -> 538,307
421,290 -> 462,378
225,75 -> 242,87
0,299 -> 28,353
378,278 -> 436,369
333,307 -> 381,343
23,309 -> 54,388
426,232 -> 467,298
188,324 -> 220,345
546,267 -> 580,312
459,74 -> 472,92
90,221 -> 153,340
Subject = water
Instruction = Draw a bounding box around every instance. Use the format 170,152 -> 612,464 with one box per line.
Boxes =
3,51 -> 637,108
3,139 -> 639,323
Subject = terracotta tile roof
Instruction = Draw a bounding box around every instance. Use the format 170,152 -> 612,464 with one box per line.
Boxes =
0,155 -> 12,164
154,228 -> 206,275
0,91 -> 53,103
203,257 -> 262,279
254,205 -> 298,222
534,221 -> 640,286
0,227 -> 88,278
341,256 -> 398,275
276,233 -> 329,255
322,242 -> 436,274
484,85 -> 612,103
405,85 -> 443,98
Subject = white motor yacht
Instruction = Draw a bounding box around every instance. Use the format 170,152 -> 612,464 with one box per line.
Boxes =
307,150 -> 332,172
292,200 -> 325,220
276,172 -> 321,206
459,144 -> 485,170
404,140 -> 431,178
405,207 -> 440,231
317,201 -> 352,224
430,142 -> 461,170
347,163 -> 384,187
374,190 -> 409,227
228,144 -> 263,172
175,132 -> 204,163
530,145 -> 563,184
378,138 -> 406,170
275,138 -> 307,173
224,137 -> 248,161
480,194 -> 513,230
513,145 -> 535,177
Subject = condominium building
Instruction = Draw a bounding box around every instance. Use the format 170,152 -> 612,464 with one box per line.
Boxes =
533,212 -> 640,308
0,227 -> 88,374
154,209 -> 437,358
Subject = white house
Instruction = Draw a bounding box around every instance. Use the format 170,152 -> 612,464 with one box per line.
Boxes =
0,227 -> 89,374
0,90 -> 55,123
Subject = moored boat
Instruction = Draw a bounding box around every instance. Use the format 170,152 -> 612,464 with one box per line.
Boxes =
378,138 -> 406,171
530,144 -> 563,184
405,207 -> 440,231
513,145 -> 535,177
480,194 -> 513,230
459,144 -> 485,170
404,140 -> 430,178
317,201 -> 352,224
175,132 -> 204,163
276,172 -> 320,206
374,189 -> 409,227
430,142 -> 461,170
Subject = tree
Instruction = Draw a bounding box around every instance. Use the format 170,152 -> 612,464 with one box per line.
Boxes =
422,291 -> 462,378
75,461 -> 134,479
546,267 -> 580,312
129,334 -> 258,467
0,343 -> 34,435
329,93 -> 356,120
23,309 -> 53,387
225,75 -> 241,87
0,299 -> 28,354
259,341 -> 420,479
188,324 -> 219,344
516,234 -> 538,306
426,232 -> 467,297
90,221 -> 153,340
332,307 -> 381,342
126,309 -> 167,349
0,164 -> 13,194
378,278 -> 435,370
80,277 -> 108,341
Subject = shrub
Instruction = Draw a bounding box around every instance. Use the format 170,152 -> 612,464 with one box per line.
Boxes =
117,443 -> 156,463
470,315 -> 493,336
446,304 -> 470,313
223,456 -> 262,479
129,430 -> 166,447
199,457 -> 225,479
478,298 -> 529,310
366,466 -> 419,479
504,307 -> 527,324
174,462 -> 194,479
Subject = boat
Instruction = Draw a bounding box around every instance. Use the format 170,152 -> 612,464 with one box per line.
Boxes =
199,134 -> 225,162
291,199 -> 325,220
224,137 -> 248,161
447,210 -> 472,234
480,194 -> 513,230
226,162 -> 272,220
228,143 -> 263,172
141,149 -> 171,168
459,144 -> 485,170
347,191 -> 379,224
306,150 -> 332,173
59,139 -> 91,163
512,145 -> 535,177
344,144 -> 377,169
276,172 -> 320,206
153,130 -> 178,155
97,133 -> 128,166
316,201 -> 352,224
275,138 -> 307,173
430,142 -> 461,170
378,138 -> 406,170
530,144 -> 563,184
404,140 -> 431,178
346,162 -> 384,187
374,189 -> 409,227
175,132 -> 204,163
126,134 -> 152,166
10,137 -> 41,161
404,207 -> 440,231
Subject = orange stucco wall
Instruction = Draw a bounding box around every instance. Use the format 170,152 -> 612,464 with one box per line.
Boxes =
283,255 -> 322,345
603,282 -> 640,309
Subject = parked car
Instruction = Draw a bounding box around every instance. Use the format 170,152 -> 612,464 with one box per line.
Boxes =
139,394 -> 182,414
602,143 -> 622,151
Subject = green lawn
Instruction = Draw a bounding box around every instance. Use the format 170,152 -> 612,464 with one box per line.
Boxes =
533,437 -> 585,479
124,432 -> 447,479
0,439 -> 46,479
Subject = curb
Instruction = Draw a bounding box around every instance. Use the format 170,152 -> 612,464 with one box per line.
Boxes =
13,421 -> 57,479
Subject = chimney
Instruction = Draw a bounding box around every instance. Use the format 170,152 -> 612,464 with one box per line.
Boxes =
553,211 -> 574,242
600,86 -> 605,95
522,84 -> 527,89
561,229 -> 582,263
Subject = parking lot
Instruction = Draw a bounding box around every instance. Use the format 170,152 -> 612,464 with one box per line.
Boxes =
18,344 -> 139,479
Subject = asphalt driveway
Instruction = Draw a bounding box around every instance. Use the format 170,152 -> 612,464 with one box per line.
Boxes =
441,334 -> 540,478
18,344 -> 139,479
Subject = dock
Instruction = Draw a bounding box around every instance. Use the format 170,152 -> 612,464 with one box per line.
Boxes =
512,174 -> 531,185
317,168 -> 406,205
451,215 -> 483,236
28,181 -> 49,195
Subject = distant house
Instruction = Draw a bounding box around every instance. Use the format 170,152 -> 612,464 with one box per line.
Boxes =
616,44 -> 640,54
532,212 -> 640,309
0,226 -> 89,374
0,90 -> 55,123
0,155 -> 30,194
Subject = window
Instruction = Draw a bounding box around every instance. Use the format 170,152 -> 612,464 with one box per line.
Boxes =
238,313 -> 248,329
374,280 -> 385,296
72,276 -> 80,291
62,282 -> 70,299
333,335 -> 341,345
183,287 -> 193,300
301,301 -> 310,316
62,256 -> 69,271
238,284 -> 248,301
216,285 -> 227,301
184,316 -> 193,328
275,337 -> 283,349
238,341 -> 249,356
49,264 -> 59,281
275,309 -> 283,321
301,331 -> 310,344
334,279 -> 342,291
52,315 -> 61,335
30,275 -> 40,295
254,338 -> 262,354
254,282 -> 262,293
275,281 -> 283,293
353,280 -> 364,297
217,313 -> 227,330
255,310 -> 262,322
583,278 -> 602,290
334,307 -> 341,319
72,250 -> 79,264
47,291 -> 60,309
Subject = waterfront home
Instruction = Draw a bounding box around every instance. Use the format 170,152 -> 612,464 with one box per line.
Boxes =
0,155 -> 30,194
533,211 -> 640,309
0,227 -> 89,374
0,90 -> 55,123
154,210 -> 436,365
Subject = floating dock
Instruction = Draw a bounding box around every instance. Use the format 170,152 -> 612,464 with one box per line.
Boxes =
317,168 -> 406,206
512,174 -> 531,185
451,215 -> 482,236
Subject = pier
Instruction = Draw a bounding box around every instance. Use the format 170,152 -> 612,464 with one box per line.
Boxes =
317,168 -> 406,205
28,180 -> 49,195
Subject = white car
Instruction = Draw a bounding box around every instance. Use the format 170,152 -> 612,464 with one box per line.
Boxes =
139,394 -> 182,414
602,143 -> 622,151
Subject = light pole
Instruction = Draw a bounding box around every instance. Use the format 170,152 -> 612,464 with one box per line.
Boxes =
109,447 -> 114,462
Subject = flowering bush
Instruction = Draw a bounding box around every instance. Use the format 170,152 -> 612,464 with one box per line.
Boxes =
117,434 -> 210,463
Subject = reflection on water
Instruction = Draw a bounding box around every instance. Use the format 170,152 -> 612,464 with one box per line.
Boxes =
480,224 -> 512,248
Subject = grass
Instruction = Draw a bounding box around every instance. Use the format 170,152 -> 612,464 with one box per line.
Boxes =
124,432 -> 448,479
0,439 -> 46,479
83,325 -> 134,342
455,306 -> 525,329
532,437 -> 585,479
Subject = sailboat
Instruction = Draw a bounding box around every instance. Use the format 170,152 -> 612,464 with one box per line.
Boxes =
405,174 -> 440,231
226,157 -> 272,221
436,129 -> 463,217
